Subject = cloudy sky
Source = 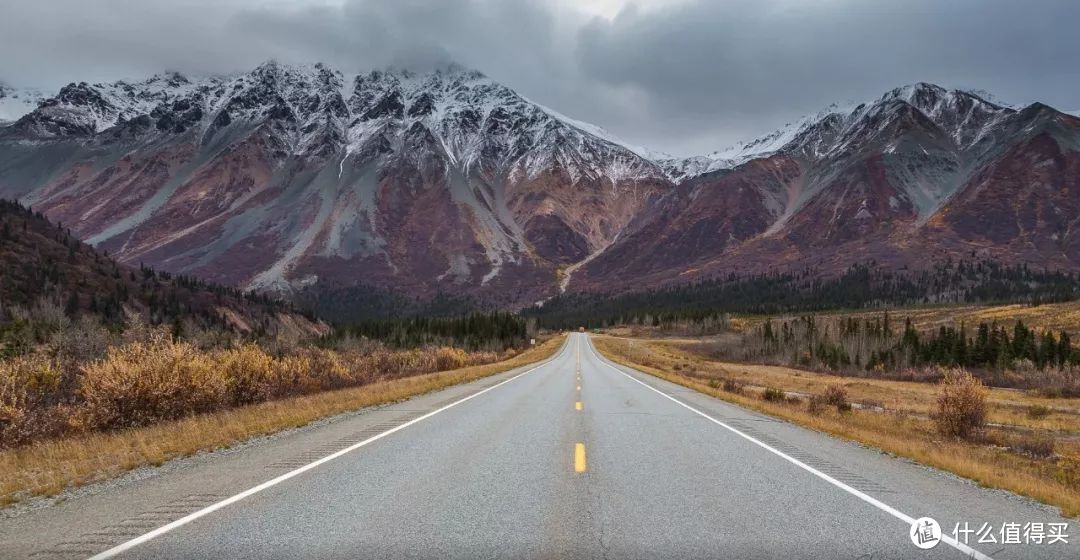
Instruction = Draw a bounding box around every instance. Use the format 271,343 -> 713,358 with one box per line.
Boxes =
1,0 -> 1077,155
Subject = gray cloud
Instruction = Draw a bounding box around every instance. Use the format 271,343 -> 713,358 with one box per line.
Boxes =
577,0 -> 1080,152
1,0 -> 1077,155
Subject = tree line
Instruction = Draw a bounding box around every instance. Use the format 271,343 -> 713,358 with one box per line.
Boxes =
526,261 -> 1080,329
713,313 -> 1079,393
329,312 -> 534,351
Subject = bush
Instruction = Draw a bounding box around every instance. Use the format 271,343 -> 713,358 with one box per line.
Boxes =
823,384 -> 851,412
220,344 -> 285,405
1008,433 -> 1057,459
434,347 -> 468,371
762,387 -> 785,402
933,369 -> 987,439
722,378 -> 743,394
1027,405 -> 1051,419
0,326 -> 510,448
807,395 -> 827,415
0,354 -> 70,445
78,331 -> 230,429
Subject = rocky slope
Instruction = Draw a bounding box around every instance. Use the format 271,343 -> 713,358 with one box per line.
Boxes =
0,199 -> 324,336
572,84 -> 1080,292
0,62 -> 669,306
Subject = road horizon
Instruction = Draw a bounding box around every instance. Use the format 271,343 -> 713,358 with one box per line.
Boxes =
0,334 -> 1074,559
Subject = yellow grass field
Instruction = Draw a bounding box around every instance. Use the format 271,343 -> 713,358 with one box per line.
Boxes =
593,335 -> 1080,517
732,300 -> 1080,337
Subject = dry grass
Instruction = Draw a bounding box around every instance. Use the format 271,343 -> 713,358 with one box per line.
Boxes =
660,339 -> 1080,434
732,300 -> 1080,339
593,335 -> 1080,517
0,335 -> 564,507
1,329 -> 508,447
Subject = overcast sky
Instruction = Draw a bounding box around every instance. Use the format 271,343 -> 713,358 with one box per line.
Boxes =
2,0 -> 1077,155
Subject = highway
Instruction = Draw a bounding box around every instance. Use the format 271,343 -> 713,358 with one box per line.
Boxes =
0,333 -> 1075,559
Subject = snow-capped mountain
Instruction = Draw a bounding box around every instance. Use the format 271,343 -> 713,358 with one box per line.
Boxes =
572,83 -> 1080,293
0,62 -> 670,305
2,67 -> 1078,304
666,84 -> 1015,182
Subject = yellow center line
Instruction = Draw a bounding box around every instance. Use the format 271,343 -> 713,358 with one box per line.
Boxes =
575,401 -> 583,411
574,443 -> 587,473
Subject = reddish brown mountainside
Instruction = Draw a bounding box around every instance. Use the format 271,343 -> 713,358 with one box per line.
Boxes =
0,199 -> 323,336
572,87 -> 1080,293
2,72 -> 1078,306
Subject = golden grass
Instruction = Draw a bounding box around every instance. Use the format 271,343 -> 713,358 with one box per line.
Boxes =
1,331 -> 507,447
0,335 -> 565,507
655,339 -> 1080,433
733,300 -> 1080,338
593,335 -> 1080,517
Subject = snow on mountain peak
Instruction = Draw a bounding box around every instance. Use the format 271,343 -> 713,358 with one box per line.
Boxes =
665,82 -> 1021,181
4,61 -> 667,189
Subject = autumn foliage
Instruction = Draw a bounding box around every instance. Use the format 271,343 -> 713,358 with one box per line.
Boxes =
933,369 -> 989,439
0,328 -> 501,447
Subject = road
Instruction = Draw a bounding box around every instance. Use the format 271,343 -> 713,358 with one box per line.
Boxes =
0,333 -> 1075,559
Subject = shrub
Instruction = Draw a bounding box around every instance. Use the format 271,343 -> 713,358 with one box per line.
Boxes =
1008,433 -> 1057,459
1027,405 -> 1051,419
1,328 -> 510,448
807,395 -> 827,415
722,378 -> 743,394
78,331 -> 230,429
823,385 -> 851,412
990,431 -> 1058,459
0,354 -> 70,445
762,387 -> 785,402
434,347 -> 468,371
933,369 -> 987,439
220,344 -> 283,405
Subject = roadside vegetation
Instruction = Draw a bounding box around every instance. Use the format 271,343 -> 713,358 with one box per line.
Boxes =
707,313 -> 1080,396
0,320 -> 510,448
593,334 -> 1080,517
0,335 -> 563,507
0,261 -> 553,506
1,287 -> 539,450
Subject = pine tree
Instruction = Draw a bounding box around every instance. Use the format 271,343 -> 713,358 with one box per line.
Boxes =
1058,331 -> 1072,367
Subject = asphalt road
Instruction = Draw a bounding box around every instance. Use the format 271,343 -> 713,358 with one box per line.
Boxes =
1,333 -> 1075,559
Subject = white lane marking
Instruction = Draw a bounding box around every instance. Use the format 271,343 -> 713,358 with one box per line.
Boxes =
86,340 -> 571,560
584,336 -> 992,560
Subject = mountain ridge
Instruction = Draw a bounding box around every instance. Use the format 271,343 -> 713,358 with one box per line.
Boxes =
1,63 -> 1078,308
0,61 -> 671,307
570,84 -> 1080,293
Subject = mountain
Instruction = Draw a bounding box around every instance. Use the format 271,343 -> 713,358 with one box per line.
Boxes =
0,62 -> 670,308
570,83 -> 1080,292
0,199 -> 324,336
2,69 -> 1078,307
